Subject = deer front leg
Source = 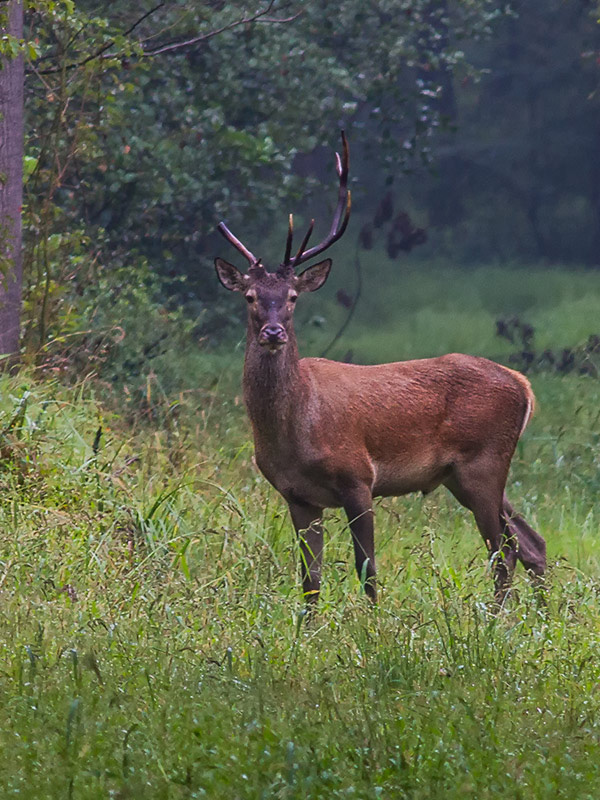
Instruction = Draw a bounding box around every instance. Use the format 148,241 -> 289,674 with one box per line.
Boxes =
343,487 -> 376,603
288,501 -> 324,606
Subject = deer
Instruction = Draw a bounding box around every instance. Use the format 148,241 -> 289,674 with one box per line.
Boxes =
214,132 -> 546,607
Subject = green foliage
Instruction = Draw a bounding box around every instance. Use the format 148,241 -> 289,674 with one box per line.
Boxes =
32,238 -> 213,403
20,0 -> 506,353
12,0 -> 600,361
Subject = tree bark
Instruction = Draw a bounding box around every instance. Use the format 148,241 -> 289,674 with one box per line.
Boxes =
0,0 -> 24,358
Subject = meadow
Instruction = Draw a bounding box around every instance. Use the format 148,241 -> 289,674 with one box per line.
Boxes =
1,262 -> 600,798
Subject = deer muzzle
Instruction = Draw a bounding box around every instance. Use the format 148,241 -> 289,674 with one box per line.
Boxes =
259,323 -> 288,350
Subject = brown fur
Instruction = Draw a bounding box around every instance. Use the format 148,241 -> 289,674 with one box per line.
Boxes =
250,353 -> 527,506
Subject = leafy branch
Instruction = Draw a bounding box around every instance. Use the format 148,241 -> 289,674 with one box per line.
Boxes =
33,1 -> 302,75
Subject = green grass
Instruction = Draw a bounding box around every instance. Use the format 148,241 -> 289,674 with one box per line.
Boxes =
1,266 -> 600,798
284,240 -> 600,364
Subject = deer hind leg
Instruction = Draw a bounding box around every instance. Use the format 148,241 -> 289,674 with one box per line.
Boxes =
288,501 -> 324,607
341,486 -> 377,603
444,462 -> 517,605
501,493 -> 546,582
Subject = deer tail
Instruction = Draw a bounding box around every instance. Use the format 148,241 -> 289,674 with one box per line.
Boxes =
505,367 -> 536,438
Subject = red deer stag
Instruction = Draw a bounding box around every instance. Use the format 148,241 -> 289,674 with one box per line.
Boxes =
214,133 -> 546,606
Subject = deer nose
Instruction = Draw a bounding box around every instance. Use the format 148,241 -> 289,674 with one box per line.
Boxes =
259,323 -> 288,346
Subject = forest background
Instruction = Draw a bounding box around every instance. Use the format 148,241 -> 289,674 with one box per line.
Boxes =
0,0 -> 598,381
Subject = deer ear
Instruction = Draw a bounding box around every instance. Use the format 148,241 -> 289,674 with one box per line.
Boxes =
294,259 -> 332,293
214,258 -> 249,292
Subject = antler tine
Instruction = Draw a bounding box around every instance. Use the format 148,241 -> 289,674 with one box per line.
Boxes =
335,130 -> 349,178
217,221 -> 260,266
327,131 -> 350,235
292,218 -> 315,263
284,214 -> 294,264
289,131 -> 351,269
335,152 -> 342,177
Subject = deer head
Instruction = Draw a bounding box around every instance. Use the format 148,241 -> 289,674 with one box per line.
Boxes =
214,132 -> 351,353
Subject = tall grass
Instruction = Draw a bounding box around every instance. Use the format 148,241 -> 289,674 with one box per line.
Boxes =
1,266 -> 600,798
300,254 -> 600,363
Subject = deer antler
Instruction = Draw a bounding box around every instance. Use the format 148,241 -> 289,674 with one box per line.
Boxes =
217,222 -> 263,272
279,131 -> 351,275
217,132 -> 350,276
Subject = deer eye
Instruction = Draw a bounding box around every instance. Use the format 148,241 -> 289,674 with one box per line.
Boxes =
289,294 -> 298,304
245,294 -> 255,304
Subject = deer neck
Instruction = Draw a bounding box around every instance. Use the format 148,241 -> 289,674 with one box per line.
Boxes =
242,327 -> 305,438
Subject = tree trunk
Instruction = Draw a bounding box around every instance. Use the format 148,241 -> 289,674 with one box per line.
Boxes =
0,0 -> 24,358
